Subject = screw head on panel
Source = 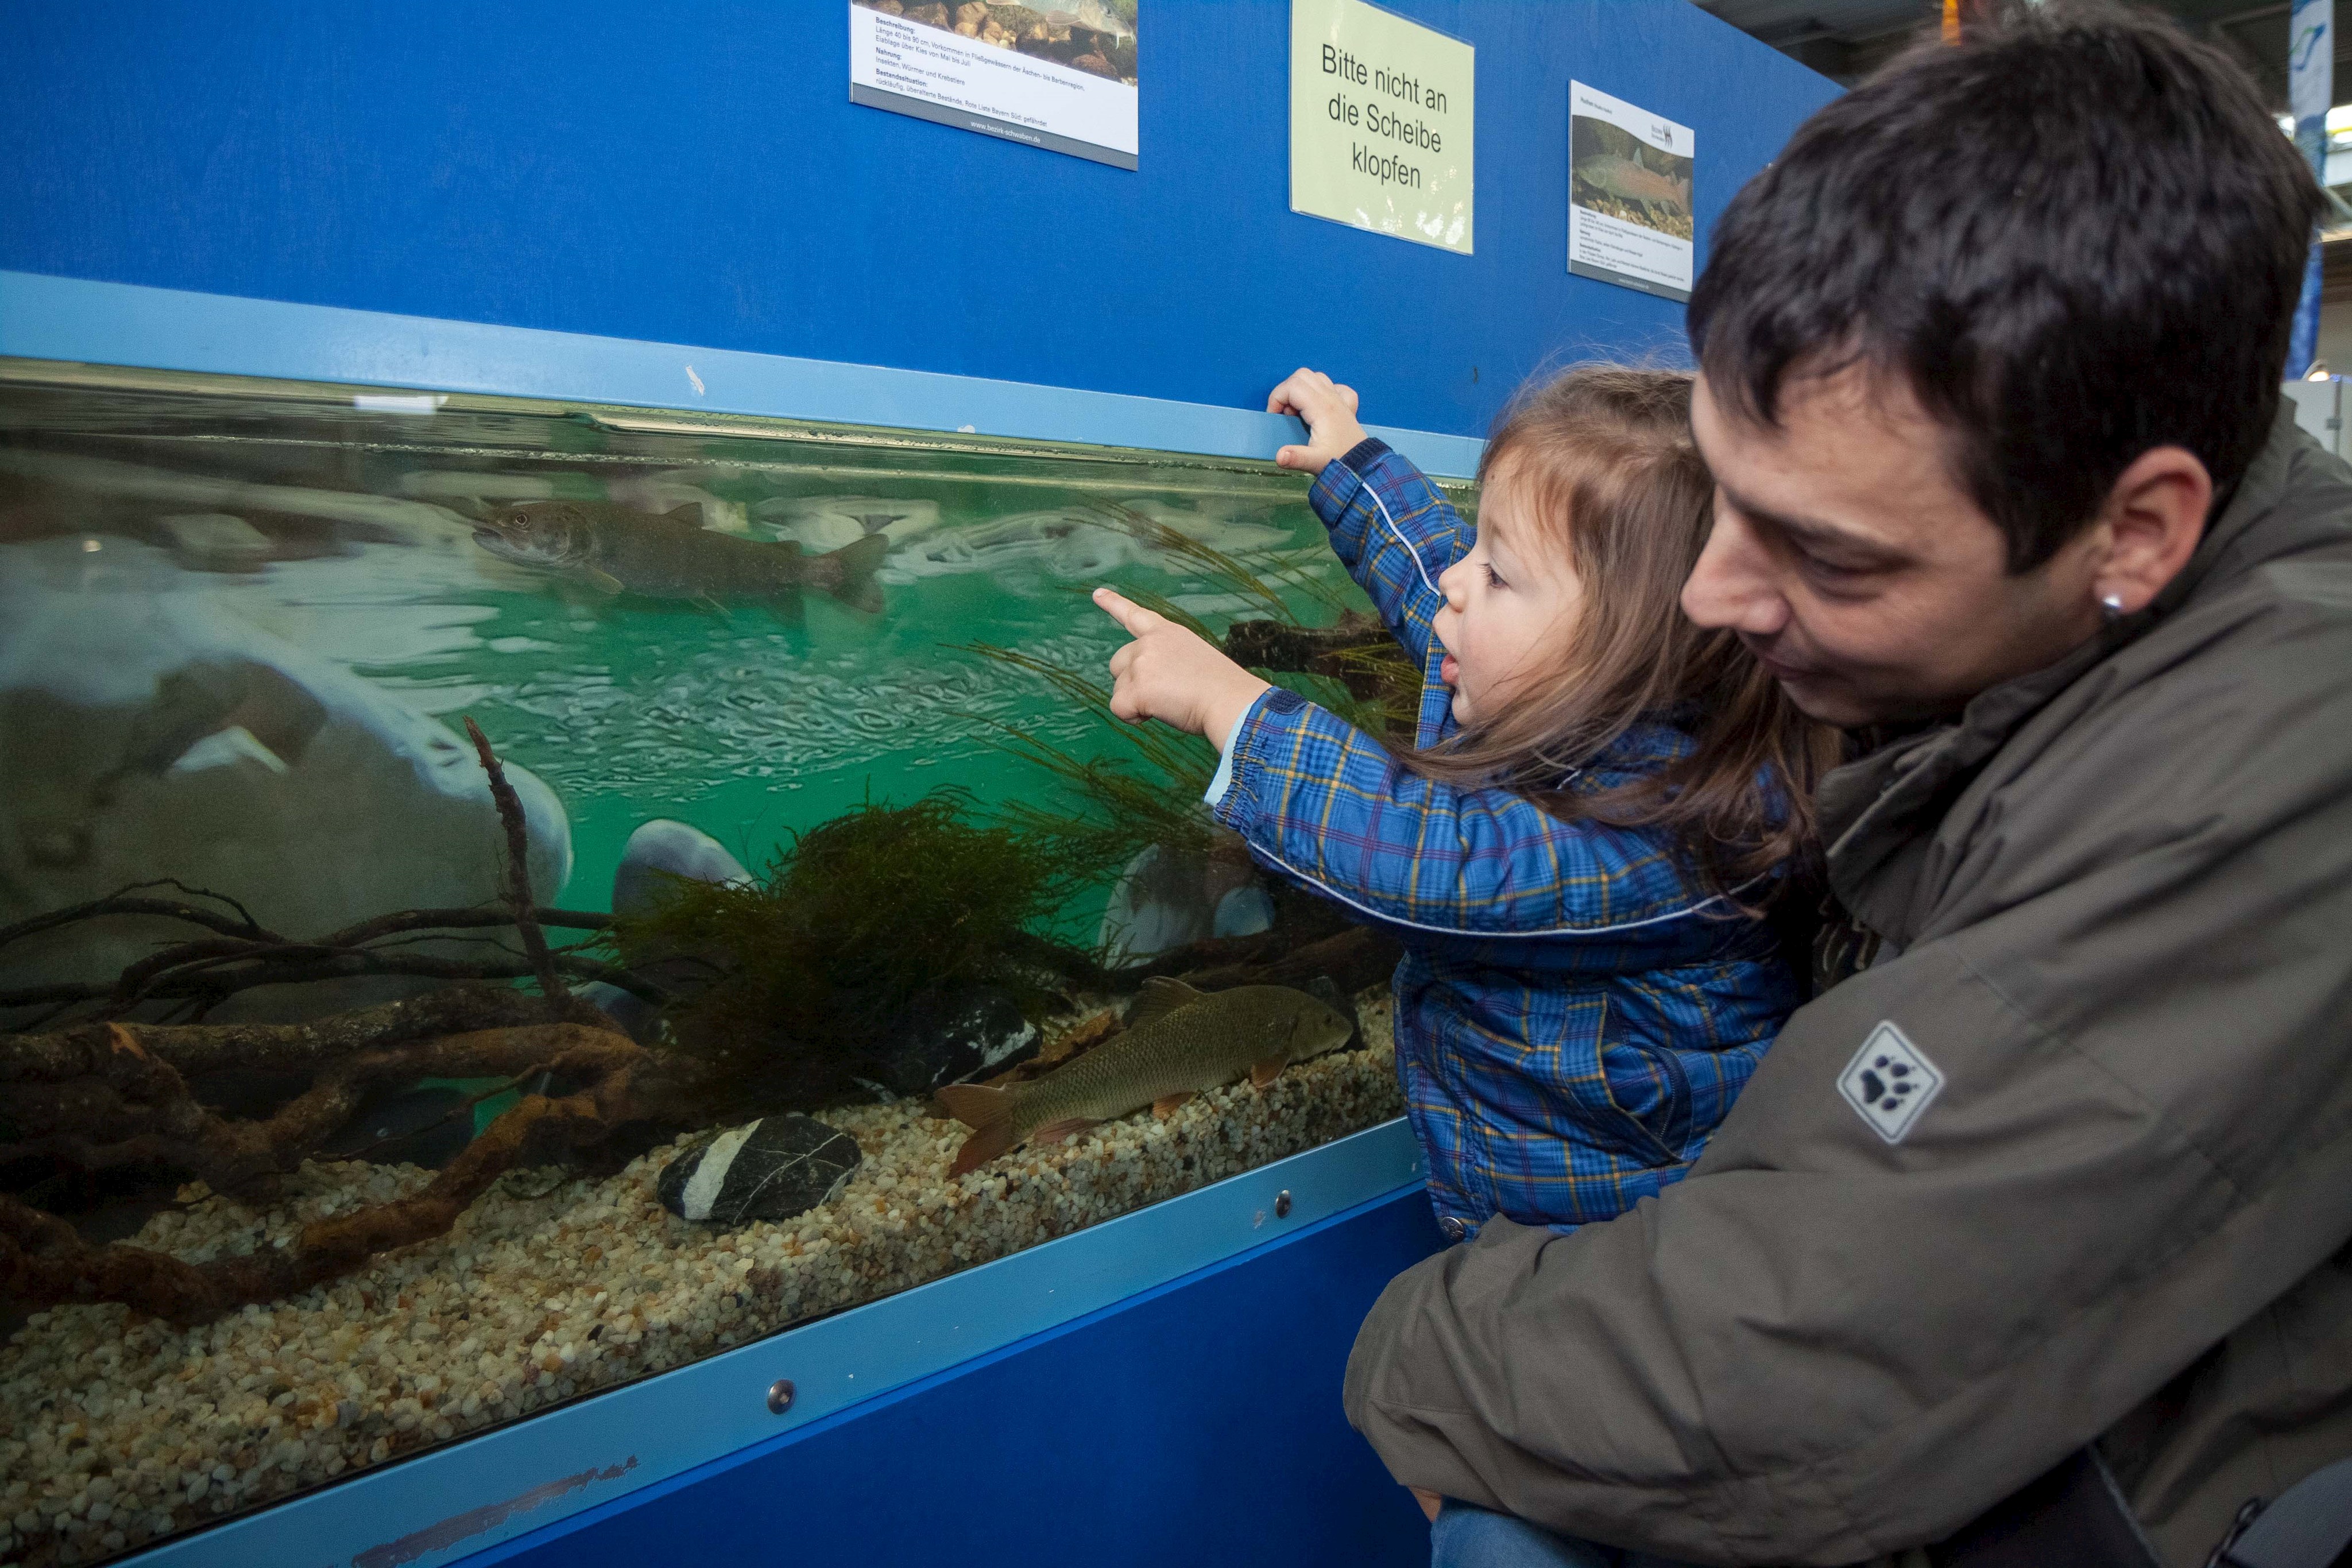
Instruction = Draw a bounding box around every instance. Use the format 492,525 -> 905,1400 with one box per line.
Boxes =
767,1379 -> 796,1415
1275,1190 -> 1293,1218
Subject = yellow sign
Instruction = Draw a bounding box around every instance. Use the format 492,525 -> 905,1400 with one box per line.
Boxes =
1289,0 -> 1474,255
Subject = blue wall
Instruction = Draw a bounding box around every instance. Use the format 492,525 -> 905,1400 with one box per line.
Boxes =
0,2 -> 1835,439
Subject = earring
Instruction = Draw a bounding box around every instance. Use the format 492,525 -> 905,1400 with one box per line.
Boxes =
2098,593 -> 2126,624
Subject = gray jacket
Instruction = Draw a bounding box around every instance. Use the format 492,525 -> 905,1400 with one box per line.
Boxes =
1342,408 -> 2352,1567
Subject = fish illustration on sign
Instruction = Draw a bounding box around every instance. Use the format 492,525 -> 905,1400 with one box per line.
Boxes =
1572,153 -> 1692,224
934,978 -> 1353,1176
471,500 -> 889,613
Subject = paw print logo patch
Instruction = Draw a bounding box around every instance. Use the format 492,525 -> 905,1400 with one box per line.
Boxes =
1838,1021 -> 1943,1144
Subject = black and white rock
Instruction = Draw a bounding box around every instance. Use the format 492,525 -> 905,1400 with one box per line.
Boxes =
860,986 -> 1038,1099
656,1114 -> 863,1227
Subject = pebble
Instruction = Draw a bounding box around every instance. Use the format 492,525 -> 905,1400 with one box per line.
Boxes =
0,994 -> 1400,1568
655,1114 -> 862,1226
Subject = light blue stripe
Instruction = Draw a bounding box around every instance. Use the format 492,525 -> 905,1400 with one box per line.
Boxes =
0,270 -> 1486,479
1202,688 -> 1269,808
129,1118 -> 1423,1568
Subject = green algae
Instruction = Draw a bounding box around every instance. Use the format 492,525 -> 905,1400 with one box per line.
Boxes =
607,789 -> 1099,1106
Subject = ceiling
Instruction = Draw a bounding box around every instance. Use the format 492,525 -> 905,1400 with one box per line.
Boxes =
1695,0 -> 2347,104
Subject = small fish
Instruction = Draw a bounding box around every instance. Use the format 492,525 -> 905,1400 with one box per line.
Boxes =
935,978 -> 1353,1176
473,500 -> 888,613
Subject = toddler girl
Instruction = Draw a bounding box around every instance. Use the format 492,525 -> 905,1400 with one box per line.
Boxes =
1093,365 -> 1835,1238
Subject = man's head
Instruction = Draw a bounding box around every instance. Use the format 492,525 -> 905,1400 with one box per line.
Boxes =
1681,3 -> 2321,727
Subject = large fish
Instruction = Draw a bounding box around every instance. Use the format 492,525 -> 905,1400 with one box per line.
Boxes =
1573,153 -> 1692,219
935,978 -> 1353,1176
473,500 -> 888,613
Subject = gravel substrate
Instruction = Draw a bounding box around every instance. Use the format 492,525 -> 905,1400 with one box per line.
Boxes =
0,994 -> 1402,1567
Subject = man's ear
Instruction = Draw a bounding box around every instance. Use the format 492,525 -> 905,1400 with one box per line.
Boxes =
2092,446 -> 2212,615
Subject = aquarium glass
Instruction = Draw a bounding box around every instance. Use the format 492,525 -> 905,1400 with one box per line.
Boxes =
0,360 -> 1467,1565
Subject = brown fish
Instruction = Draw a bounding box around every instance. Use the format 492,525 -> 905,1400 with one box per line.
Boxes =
935,978 -> 1354,1176
1574,153 -> 1692,217
473,500 -> 888,613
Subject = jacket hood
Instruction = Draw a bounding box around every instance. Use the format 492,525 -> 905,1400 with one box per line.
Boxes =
1817,406 -> 2352,940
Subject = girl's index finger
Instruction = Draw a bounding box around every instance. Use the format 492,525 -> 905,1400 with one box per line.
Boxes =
1091,586 -> 1160,635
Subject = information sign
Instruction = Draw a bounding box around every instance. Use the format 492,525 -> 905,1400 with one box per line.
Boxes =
1289,0 -> 1474,255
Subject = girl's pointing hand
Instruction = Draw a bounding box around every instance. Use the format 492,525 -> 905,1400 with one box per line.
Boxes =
1094,587 -> 1271,752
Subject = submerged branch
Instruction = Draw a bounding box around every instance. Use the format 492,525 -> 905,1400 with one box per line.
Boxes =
465,715 -> 568,1003
0,1023 -> 703,1325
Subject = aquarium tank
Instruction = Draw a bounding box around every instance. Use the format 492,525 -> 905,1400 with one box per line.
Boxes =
0,358 -> 1472,1566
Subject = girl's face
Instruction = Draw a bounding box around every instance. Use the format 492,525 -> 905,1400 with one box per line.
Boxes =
1432,473 -> 1584,727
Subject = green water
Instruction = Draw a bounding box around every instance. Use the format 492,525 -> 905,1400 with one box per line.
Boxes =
0,372 -> 1397,942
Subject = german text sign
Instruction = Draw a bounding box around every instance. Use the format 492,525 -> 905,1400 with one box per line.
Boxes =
1289,0 -> 1473,254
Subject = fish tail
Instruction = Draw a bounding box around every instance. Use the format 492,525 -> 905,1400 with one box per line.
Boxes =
937,1083 -> 1022,1176
815,531 -> 889,614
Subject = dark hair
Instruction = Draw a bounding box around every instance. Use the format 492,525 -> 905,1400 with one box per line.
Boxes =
1687,1 -> 2323,571
1401,367 -> 1841,896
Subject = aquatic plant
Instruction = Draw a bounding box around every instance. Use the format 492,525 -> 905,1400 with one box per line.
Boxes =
606,791 -> 1097,1102
953,640 -> 1217,873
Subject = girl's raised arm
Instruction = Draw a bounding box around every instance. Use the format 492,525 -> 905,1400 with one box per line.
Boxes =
1305,439 -> 1467,667
1269,368 -> 1468,667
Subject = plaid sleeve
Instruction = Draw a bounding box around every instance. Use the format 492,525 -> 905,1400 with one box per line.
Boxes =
1308,439 -> 1469,668
1213,690 -> 1743,972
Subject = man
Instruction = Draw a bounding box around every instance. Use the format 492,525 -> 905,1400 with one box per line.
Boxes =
1342,6 -> 2352,1566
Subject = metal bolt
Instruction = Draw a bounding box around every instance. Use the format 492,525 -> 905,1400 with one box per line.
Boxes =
1275,1190 -> 1293,1218
765,1379 -> 795,1415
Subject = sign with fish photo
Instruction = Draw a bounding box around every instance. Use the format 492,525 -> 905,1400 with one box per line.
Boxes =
1567,81 -> 1695,303
849,1 -> 1139,171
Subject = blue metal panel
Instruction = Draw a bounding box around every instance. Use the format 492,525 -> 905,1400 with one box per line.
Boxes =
454,1184 -> 1446,1568
127,1121 -> 1426,1568
0,270 -> 1486,478
0,2 -> 1838,439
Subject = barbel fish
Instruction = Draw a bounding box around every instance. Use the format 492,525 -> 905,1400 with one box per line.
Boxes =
935,978 -> 1353,1176
1573,153 -> 1692,220
473,500 -> 888,613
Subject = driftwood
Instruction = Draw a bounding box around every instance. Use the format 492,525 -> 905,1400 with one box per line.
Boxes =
1178,925 -> 1402,997
1222,610 -> 1396,698
465,714 -> 568,1002
0,1022 -> 700,1325
0,715 -> 1402,1325
0,726 -> 715,1324
0,895 -> 646,1025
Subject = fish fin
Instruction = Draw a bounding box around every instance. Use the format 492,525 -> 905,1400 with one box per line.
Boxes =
588,568 -> 626,596
661,504 -> 703,526
1031,1117 -> 1097,1147
1126,975 -> 1205,1030
935,1083 -> 1015,1130
1151,1092 -> 1196,1119
947,1119 -> 1020,1178
818,531 -> 891,614
1250,1058 -> 1286,1090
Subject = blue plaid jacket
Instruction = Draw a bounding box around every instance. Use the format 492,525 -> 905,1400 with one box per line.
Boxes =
1210,439 -> 1799,1236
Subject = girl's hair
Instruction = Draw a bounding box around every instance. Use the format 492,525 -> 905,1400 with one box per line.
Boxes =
1401,365 -> 1841,897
